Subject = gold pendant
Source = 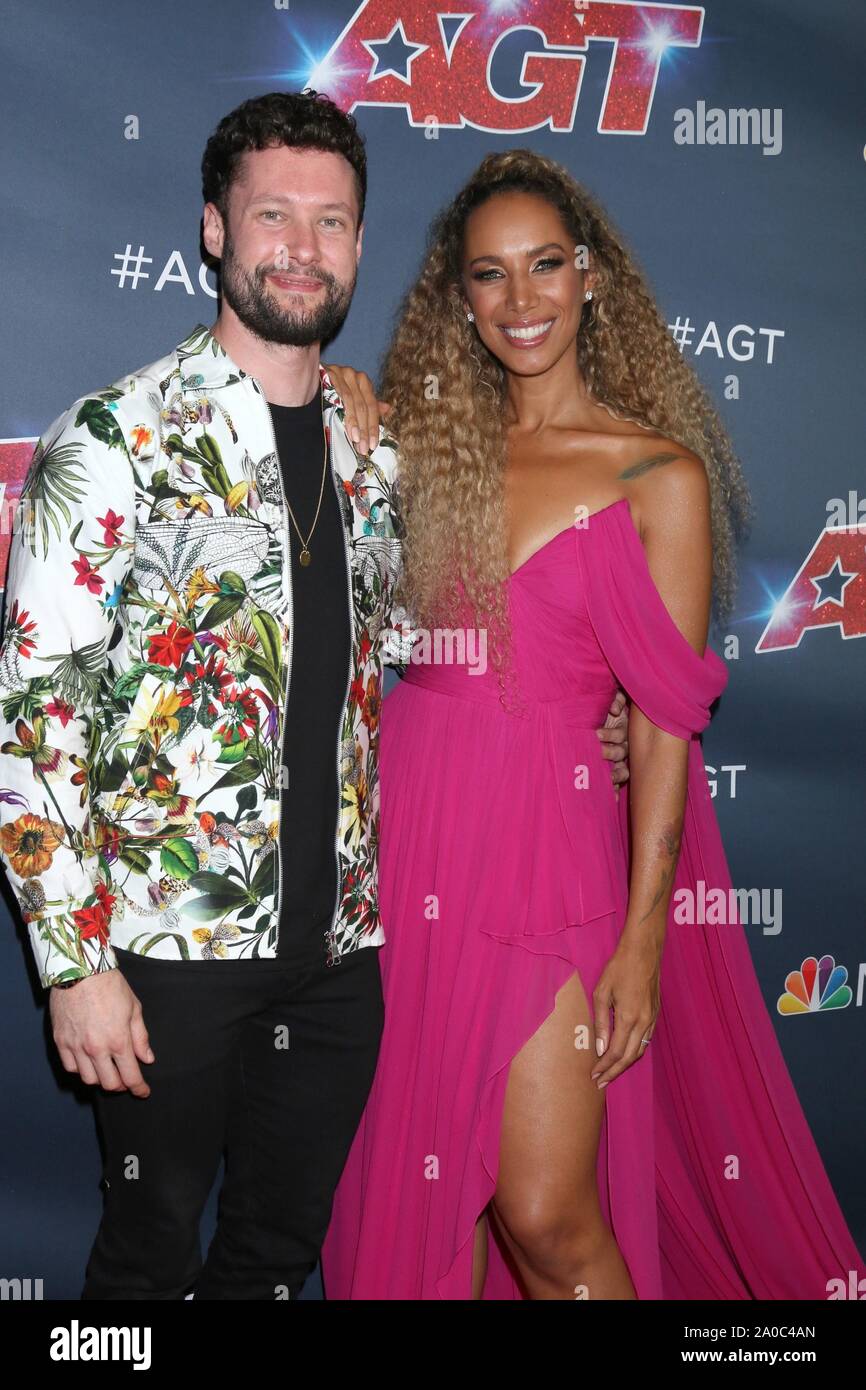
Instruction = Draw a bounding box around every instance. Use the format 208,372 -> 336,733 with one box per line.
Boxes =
300,548 -> 311,566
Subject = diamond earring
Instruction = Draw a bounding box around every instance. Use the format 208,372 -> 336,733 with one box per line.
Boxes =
584,290 -> 593,301
466,310 -> 475,321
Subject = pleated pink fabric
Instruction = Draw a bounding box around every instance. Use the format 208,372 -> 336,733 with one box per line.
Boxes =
320,498 -> 863,1299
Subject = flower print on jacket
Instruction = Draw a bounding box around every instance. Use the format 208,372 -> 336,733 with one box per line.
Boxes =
0,323 -> 415,986
0,812 -> 65,879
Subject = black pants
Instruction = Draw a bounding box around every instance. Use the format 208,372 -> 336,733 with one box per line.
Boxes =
81,940 -> 384,1300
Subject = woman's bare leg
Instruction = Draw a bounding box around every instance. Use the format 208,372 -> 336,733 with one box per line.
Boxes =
491,969 -> 636,1300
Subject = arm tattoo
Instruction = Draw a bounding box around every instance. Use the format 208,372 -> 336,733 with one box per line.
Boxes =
636,816 -> 684,925
657,818 -> 683,859
618,451 -> 684,481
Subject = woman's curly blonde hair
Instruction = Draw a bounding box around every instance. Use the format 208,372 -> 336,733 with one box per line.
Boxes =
380,148 -> 752,692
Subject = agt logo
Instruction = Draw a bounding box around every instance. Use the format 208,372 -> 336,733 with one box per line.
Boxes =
310,1 -> 705,135
756,498 -> 866,652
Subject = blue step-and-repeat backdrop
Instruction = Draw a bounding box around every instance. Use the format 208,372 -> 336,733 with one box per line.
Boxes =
1,0 -> 863,1298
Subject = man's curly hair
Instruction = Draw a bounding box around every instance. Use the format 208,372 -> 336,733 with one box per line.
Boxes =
201,89 -> 367,226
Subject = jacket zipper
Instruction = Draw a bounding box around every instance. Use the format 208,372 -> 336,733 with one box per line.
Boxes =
249,377 -> 293,956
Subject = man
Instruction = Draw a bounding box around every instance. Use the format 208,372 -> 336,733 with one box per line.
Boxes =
0,90 -> 628,1299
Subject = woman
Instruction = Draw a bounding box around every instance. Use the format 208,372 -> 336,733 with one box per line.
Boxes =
321,150 -> 863,1299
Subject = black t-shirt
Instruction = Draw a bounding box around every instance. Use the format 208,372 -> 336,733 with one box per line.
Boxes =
267,387 -> 352,958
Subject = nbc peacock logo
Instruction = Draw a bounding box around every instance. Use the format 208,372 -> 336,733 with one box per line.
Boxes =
777,956 -> 853,1015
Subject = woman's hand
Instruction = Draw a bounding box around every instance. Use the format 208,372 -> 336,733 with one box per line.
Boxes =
590,934 -> 661,1088
323,363 -> 392,456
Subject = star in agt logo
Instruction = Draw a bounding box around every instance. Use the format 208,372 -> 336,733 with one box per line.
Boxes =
756,499 -> 866,652
306,1 -> 705,135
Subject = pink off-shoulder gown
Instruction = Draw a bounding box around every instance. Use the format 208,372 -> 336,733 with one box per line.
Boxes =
321,498 -> 863,1299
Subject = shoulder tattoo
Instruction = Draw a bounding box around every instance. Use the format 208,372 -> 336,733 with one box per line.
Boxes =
618,451 -> 685,481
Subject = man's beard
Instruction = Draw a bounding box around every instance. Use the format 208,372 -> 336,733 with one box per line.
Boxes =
219,228 -> 356,347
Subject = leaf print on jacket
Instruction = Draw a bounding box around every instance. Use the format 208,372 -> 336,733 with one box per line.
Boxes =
0,323 -> 414,986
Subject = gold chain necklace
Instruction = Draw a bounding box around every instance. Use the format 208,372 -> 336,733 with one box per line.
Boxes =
280,383 -> 328,567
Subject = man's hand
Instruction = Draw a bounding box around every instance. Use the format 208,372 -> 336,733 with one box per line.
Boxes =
323,363 -> 392,456
596,688 -> 630,791
50,969 -> 155,1098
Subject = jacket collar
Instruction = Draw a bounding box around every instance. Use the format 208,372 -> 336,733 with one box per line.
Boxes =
176,321 -> 345,411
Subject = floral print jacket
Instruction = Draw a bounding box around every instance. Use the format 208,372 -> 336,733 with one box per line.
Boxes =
0,323 -> 412,986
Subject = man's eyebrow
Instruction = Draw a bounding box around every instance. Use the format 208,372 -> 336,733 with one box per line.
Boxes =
469,242 -> 567,267
247,194 -> 354,214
